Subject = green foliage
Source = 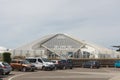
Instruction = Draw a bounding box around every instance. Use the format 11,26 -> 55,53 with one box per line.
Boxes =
2,52 -> 11,64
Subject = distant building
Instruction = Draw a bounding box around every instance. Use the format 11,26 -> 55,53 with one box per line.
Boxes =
11,34 -> 120,59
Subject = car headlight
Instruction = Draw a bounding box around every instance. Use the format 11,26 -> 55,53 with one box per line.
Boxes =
44,63 -> 49,66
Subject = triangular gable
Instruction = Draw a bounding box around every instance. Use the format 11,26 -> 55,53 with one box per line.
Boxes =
39,34 -> 84,54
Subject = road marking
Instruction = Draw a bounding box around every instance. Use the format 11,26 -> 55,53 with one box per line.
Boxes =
23,75 -> 110,79
7,70 -> 119,80
8,71 -> 45,80
56,70 -> 114,76
8,73 -> 32,80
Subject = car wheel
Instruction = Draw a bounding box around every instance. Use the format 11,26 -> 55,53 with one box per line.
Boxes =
54,67 -> 57,70
31,69 -> 35,72
52,67 -> 56,71
12,68 -> 14,71
96,66 -> 100,69
70,67 -> 73,69
90,66 -> 93,69
63,66 -> 66,70
0,70 -> 5,75
115,66 -> 117,68
5,72 -> 10,75
42,66 -> 46,70
2,72 -> 5,75
0,69 -> 3,75
22,67 -> 27,72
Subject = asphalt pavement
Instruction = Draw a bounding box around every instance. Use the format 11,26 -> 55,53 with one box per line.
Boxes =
1,68 -> 120,80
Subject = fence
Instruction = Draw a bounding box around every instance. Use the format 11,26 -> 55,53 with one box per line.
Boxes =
70,59 -> 120,67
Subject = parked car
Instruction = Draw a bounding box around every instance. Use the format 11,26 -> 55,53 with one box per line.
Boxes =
114,60 -> 120,68
0,62 -> 12,75
26,57 -> 55,70
83,61 -> 100,69
10,59 -> 36,72
0,68 -> 3,75
51,59 -> 73,69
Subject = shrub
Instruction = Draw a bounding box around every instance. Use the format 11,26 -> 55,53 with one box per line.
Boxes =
2,52 -> 11,64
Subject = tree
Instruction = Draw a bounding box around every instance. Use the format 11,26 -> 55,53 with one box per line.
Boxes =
2,52 -> 11,64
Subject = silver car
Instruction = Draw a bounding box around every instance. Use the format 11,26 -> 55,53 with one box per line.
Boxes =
0,62 -> 12,75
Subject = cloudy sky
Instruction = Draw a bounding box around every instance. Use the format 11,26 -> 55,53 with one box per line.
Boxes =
0,0 -> 120,49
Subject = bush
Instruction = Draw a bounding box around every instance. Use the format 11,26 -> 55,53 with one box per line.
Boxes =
2,52 -> 11,64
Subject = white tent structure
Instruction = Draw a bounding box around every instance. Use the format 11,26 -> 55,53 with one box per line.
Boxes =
12,34 -> 120,59
0,46 -> 8,58
0,46 -> 7,53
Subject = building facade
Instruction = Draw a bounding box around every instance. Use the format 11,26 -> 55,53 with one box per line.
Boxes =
11,34 -> 120,59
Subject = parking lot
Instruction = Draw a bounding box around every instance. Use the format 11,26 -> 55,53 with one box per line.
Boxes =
1,68 -> 120,80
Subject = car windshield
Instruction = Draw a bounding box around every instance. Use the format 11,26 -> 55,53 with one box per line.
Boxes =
60,60 -> 67,63
42,58 -> 51,62
51,61 -> 56,63
23,60 -> 30,64
116,60 -> 120,63
26,59 -> 36,63
2,62 -> 10,66
67,60 -> 72,63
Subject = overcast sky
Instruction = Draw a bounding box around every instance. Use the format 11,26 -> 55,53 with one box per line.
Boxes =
0,0 -> 120,49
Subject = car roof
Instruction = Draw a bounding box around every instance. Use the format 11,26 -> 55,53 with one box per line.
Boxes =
0,62 -> 8,64
26,57 -> 42,59
51,60 -> 59,61
12,59 -> 25,61
115,60 -> 120,62
88,61 -> 98,62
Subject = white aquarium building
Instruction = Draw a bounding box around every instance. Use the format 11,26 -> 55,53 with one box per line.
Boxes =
11,34 -> 120,59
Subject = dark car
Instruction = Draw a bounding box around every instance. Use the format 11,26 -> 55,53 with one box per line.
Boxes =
83,61 -> 100,69
0,69 -> 2,75
51,59 -> 73,69
66,59 -> 73,69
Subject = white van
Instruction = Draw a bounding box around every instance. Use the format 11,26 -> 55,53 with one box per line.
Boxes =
26,57 -> 55,70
